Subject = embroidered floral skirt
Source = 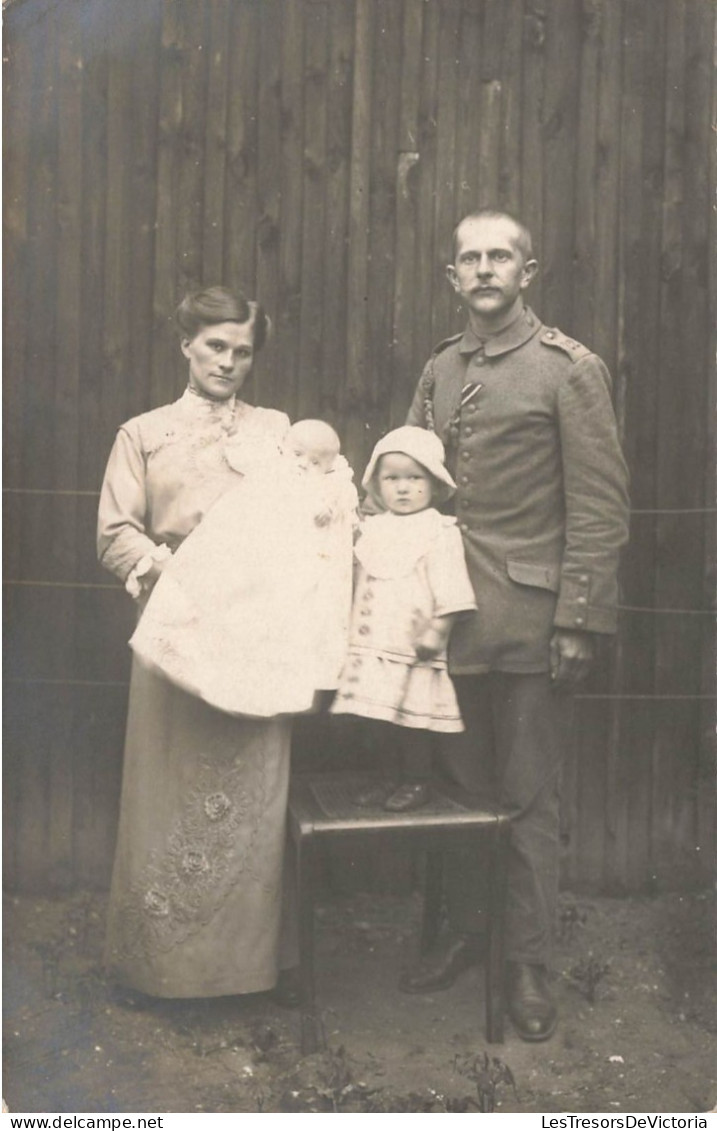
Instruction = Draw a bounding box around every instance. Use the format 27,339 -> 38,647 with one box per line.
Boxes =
104,658 -> 296,997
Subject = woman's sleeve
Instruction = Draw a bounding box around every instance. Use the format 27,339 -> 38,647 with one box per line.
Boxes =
425,524 -> 477,617
97,423 -> 162,583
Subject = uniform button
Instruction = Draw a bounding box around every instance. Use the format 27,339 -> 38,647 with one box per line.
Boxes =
579,574 -> 588,584
474,355 -> 486,366
360,607 -> 371,616
460,498 -> 470,509
577,596 -> 587,606
463,427 -> 472,437
461,475 -> 469,484
364,590 -> 374,600
460,523 -> 469,532
358,624 -> 371,636
352,657 -> 363,666
467,404 -> 477,412
461,450 -> 471,460
575,617 -> 585,626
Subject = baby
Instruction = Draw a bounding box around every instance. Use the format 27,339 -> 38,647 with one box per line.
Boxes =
285,418 -> 356,527
130,419 -> 357,717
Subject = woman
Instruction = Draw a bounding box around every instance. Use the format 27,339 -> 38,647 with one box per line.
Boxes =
97,287 -> 298,1001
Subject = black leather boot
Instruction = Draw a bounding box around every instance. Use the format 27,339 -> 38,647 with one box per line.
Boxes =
506,961 -> 557,1041
399,932 -> 483,994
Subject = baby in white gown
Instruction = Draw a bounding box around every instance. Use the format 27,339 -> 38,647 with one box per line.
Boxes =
130,420 -> 358,717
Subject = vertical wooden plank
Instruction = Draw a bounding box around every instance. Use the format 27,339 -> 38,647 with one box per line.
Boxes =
430,0 -> 461,345
605,0 -> 655,892
202,0 -> 231,284
477,0 -> 505,207
297,0 -> 330,420
79,0 -> 109,489
22,4 -> 58,492
653,0 -> 713,882
592,0 -> 622,376
150,0 -> 185,407
2,16 -> 32,489
254,0 -> 282,410
571,0 -> 600,349
520,0 -> 546,313
320,0 -> 355,426
454,2 -> 482,221
366,0 -> 402,425
52,5 -> 86,887
103,0 -> 134,437
498,0 -> 524,215
412,0 -> 441,379
127,0 -> 162,422
540,0 -> 579,328
11,3 -> 58,889
224,0 -> 259,296
619,0 -> 666,892
176,0 -> 208,298
276,0 -> 305,424
698,0 -> 717,883
344,0 -> 374,472
391,0 -> 424,425
650,0 -> 687,881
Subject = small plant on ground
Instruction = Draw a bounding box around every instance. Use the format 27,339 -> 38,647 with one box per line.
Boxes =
567,954 -> 611,1003
455,1050 -> 517,1112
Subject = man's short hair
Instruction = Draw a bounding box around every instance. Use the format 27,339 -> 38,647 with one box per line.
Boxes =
451,209 -> 534,262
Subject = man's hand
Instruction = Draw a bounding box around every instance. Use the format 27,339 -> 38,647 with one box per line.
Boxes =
549,629 -> 596,689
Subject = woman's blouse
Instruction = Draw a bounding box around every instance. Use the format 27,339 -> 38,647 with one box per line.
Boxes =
97,388 -> 290,583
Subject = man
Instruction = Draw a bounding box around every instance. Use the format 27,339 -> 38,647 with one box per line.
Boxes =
401,209 -> 630,1041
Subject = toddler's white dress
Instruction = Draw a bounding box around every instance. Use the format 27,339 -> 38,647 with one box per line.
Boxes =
331,508 -> 477,732
130,449 -> 357,717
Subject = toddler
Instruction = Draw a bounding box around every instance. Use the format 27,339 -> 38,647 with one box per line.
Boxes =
130,419 -> 357,717
331,426 -> 476,811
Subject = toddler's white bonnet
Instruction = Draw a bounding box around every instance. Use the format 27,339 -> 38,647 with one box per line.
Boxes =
362,426 -> 457,506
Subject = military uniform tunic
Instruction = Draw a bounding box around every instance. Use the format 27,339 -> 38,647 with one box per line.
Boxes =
406,306 -> 630,674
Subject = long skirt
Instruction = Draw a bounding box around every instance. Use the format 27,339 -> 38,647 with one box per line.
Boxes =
104,658 -> 297,997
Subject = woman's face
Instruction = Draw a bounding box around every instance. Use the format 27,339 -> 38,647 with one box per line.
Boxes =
181,321 -> 255,401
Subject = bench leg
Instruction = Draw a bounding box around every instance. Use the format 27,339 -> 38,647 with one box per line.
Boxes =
421,850 -> 443,953
485,819 -> 509,1043
296,832 -> 325,1055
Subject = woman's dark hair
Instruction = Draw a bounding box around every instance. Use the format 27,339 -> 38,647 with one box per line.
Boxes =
176,286 -> 270,351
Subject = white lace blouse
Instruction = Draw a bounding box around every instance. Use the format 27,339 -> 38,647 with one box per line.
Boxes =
97,388 -> 290,584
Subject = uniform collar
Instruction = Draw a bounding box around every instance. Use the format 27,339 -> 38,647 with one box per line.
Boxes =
458,306 -> 542,358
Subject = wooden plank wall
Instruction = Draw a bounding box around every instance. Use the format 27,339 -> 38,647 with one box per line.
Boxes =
3,0 -> 715,893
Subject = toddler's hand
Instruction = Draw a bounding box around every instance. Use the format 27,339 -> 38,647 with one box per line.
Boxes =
414,625 -> 447,662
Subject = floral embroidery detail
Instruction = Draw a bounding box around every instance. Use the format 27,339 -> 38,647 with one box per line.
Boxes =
108,734 -> 268,963
144,889 -> 170,917
180,849 -> 210,875
204,792 -> 232,821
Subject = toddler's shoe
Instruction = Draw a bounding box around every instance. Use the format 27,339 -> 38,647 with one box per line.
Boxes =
383,781 -> 432,812
350,779 -> 395,807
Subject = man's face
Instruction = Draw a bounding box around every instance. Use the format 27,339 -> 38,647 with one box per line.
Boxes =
446,217 -> 537,324
181,321 -> 254,401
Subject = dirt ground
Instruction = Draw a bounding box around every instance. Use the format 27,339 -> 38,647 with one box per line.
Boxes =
3,886 -> 716,1114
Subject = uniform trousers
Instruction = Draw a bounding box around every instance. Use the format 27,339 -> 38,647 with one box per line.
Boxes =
438,672 -> 574,967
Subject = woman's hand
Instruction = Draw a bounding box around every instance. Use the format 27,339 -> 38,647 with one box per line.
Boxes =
141,557 -> 169,592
